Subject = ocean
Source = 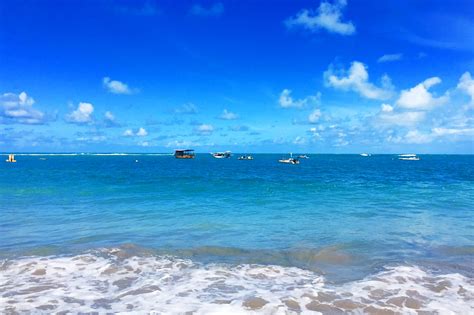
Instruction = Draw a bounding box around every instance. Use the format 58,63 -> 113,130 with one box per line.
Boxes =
1,153 -> 473,313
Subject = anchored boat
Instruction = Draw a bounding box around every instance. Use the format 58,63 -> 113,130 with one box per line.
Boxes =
211,151 -> 231,159
238,155 -> 253,160
5,154 -> 17,163
398,154 -> 420,161
174,149 -> 195,159
279,153 -> 300,164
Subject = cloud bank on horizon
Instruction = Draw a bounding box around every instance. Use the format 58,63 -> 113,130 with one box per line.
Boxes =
0,0 -> 473,153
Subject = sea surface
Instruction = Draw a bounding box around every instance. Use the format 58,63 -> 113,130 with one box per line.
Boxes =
1,153 -> 473,314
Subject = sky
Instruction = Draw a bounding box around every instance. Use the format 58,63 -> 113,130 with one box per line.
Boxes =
1,0 -> 473,153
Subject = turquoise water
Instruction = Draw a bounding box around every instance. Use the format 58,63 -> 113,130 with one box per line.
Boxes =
1,154 -> 473,313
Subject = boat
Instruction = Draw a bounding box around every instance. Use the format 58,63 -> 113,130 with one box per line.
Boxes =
279,153 -> 300,164
174,149 -> 195,159
298,155 -> 309,159
398,154 -> 420,161
360,153 -> 371,157
5,154 -> 17,163
238,155 -> 253,160
211,151 -> 231,159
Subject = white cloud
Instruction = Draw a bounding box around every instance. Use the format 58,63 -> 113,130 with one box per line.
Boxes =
104,111 -> 120,127
102,77 -> 134,94
285,0 -> 355,35
174,103 -> 198,114
377,104 -> 425,127
396,77 -> 448,110
0,91 -> 46,124
104,111 -> 115,121
196,124 -> 214,135
293,136 -> 307,145
279,89 -> 321,108
123,129 -> 134,137
136,127 -> 148,137
457,72 -> 474,103
377,53 -> 403,63
123,127 -> 148,137
432,127 -> 474,137
66,102 -> 94,124
218,109 -> 239,120
403,130 -> 433,144
138,141 -> 150,147
381,103 -> 394,113
324,61 -> 393,100
190,3 -> 224,17
308,109 -> 322,124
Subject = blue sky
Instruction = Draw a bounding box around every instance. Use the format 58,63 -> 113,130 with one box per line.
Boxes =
1,0 -> 473,153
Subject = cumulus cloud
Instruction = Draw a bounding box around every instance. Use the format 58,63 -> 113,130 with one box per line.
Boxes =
286,0 -> 355,35
308,109 -> 322,124
123,127 -> 148,137
0,91 -> 46,124
195,124 -> 214,135
102,77 -> 135,94
136,127 -> 148,136
174,103 -> 198,114
457,72 -> 474,103
324,61 -> 393,100
279,89 -> 321,108
396,77 -> 448,110
377,53 -> 403,63
190,3 -> 224,17
66,102 -> 94,124
218,109 -> 239,120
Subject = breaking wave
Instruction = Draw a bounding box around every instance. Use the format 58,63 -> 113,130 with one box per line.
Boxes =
1,248 -> 472,314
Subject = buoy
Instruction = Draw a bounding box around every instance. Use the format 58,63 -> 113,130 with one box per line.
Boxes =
135,160 -> 139,163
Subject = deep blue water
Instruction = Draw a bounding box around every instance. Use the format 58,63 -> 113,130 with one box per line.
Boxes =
1,154 -> 473,281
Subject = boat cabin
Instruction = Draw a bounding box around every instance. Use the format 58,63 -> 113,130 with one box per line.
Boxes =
174,149 -> 195,159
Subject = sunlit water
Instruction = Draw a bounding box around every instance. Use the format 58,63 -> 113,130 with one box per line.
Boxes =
1,154 -> 473,313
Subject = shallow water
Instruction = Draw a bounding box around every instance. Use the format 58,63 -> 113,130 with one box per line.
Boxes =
1,154 -> 473,313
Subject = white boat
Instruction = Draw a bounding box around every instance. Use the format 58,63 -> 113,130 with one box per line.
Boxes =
279,153 -> 300,164
360,153 -> 371,157
211,151 -> 231,159
298,154 -> 309,159
5,154 -> 17,163
238,155 -> 253,160
398,154 -> 420,161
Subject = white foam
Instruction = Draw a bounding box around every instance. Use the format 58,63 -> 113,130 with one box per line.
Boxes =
1,251 -> 472,314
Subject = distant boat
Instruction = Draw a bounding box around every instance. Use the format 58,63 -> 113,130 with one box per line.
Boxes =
398,154 -> 420,161
298,154 -> 309,159
174,149 -> 195,159
238,155 -> 253,160
5,154 -> 17,163
360,153 -> 371,157
279,153 -> 300,164
211,151 -> 231,159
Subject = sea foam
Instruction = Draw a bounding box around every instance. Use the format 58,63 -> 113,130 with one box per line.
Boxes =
1,248 -> 472,314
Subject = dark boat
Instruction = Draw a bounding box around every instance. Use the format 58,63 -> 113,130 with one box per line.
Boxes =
174,149 -> 195,159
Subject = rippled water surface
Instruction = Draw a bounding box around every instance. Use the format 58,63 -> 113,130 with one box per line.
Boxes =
1,154 -> 473,313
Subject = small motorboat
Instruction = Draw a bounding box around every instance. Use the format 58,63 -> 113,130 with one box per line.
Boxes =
279,153 -> 300,164
398,154 -> 420,161
238,155 -> 253,160
5,154 -> 17,163
360,153 -> 371,157
211,151 -> 231,159
298,155 -> 309,159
